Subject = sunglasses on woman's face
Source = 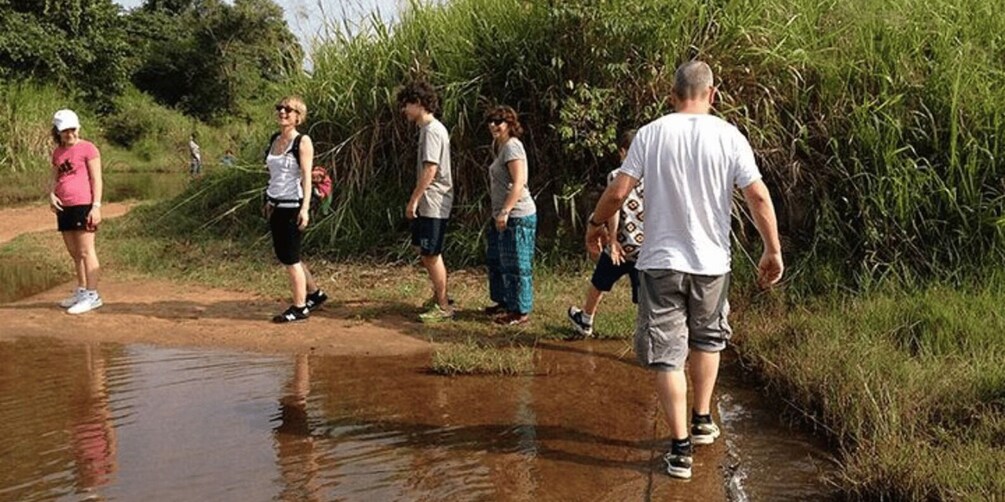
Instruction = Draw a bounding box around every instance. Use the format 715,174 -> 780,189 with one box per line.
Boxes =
487,117 -> 505,126
275,105 -> 298,114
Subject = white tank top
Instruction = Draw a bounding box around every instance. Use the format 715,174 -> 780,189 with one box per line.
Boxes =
266,134 -> 303,202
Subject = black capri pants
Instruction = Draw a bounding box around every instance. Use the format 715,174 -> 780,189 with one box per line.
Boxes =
269,200 -> 303,266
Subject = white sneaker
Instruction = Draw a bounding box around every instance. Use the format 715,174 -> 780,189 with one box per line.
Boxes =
59,287 -> 87,308
67,292 -> 103,315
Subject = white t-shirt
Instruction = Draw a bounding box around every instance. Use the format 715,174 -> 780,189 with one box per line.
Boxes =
617,113 -> 761,275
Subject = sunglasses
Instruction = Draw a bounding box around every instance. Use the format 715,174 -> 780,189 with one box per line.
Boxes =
486,117 -> 506,126
275,105 -> 299,114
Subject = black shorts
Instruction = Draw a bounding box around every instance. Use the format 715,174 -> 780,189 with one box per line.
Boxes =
269,205 -> 302,265
591,251 -> 640,304
56,205 -> 95,232
411,217 -> 448,256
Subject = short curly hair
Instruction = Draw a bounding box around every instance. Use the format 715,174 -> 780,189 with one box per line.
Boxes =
486,105 -> 524,138
396,81 -> 440,115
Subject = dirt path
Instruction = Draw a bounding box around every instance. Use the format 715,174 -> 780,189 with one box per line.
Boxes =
0,202 -> 133,245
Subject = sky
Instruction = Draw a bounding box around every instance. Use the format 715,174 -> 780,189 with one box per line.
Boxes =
111,0 -> 404,50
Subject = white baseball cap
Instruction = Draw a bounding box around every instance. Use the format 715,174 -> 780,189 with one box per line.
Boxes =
53,109 -> 81,132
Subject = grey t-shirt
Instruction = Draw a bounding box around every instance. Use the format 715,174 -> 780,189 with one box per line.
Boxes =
489,138 -> 536,217
416,119 -> 453,219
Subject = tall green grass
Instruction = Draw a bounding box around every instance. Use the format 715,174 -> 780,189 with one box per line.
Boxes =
160,0 -> 1005,285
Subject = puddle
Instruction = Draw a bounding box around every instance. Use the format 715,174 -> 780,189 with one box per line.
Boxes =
0,338 -> 838,500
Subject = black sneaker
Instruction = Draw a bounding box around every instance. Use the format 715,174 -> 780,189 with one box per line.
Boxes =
691,413 -> 721,445
566,306 -> 594,339
664,439 -> 693,479
664,450 -> 693,479
306,289 -> 328,312
273,305 -> 309,323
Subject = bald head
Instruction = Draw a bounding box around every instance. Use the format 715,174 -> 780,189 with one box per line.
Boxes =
673,61 -> 714,101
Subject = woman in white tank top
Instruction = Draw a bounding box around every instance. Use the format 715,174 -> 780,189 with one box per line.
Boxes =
264,96 -> 328,323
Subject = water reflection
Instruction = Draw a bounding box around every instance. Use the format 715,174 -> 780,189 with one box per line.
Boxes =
0,339 -> 837,501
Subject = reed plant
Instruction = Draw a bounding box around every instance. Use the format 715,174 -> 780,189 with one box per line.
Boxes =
151,0 -> 1005,286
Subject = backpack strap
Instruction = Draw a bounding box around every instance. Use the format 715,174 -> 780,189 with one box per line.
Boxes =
264,132 -> 303,167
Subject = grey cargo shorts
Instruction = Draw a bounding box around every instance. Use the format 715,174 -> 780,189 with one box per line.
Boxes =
634,269 -> 732,371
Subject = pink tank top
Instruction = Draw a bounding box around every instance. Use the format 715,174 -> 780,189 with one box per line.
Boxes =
52,140 -> 100,206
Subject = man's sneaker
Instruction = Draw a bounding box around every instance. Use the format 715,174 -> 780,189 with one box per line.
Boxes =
67,292 -> 103,315
664,451 -> 693,479
691,415 -> 721,445
305,289 -> 328,312
419,304 -> 454,323
59,287 -> 87,308
566,306 -> 594,338
273,305 -> 309,324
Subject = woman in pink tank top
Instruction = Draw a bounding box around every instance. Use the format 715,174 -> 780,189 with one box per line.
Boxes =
49,109 -> 104,314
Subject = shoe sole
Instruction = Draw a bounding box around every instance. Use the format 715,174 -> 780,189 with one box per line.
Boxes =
67,299 -> 103,315
666,466 -> 692,479
692,430 -> 720,445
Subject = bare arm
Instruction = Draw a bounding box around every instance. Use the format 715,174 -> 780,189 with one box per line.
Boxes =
298,135 -> 314,229
585,173 -> 635,255
86,155 -> 103,226
407,162 -> 438,219
494,159 -> 527,231
741,179 -> 783,287
49,161 -> 63,212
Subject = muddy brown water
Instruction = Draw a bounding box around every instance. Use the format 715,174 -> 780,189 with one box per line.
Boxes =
0,337 -> 839,501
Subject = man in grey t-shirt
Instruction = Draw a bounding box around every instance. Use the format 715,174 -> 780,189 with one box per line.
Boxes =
586,61 -> 783,480
398,81 -> 454,322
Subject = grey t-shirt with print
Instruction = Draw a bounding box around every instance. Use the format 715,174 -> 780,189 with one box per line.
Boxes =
489,138 -> 536,217
416,118 -> 453,219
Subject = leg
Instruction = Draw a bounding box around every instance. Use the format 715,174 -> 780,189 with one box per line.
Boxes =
655,369 -> 689,440
62,231 -> 85,288
302,262 -> 319,295
583,285 -> 604,316
286,263 -> 307,307
420,254 -> 449,309
689,349 -> 720,416
486,224 -> 506,307
75,230 -> 100,291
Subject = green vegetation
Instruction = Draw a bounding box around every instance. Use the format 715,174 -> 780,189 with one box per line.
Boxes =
431,339 -> 536,376
739,288 -> 1005,499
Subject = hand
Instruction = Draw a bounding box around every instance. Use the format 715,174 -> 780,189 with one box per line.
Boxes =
609,241 -> 625,265
585,224 -> 609,258
757,251 -> 784,289
87,206 -> 102,229
262,202 -> 273,219
297,208 -> 310,231
405,202 -> 417,220
495,210 -> 509,232
49,192 -> 63,213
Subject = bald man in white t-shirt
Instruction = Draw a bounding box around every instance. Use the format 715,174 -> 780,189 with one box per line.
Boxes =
586,61 -> 783,480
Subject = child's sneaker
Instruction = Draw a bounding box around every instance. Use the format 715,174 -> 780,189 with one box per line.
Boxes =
419,304 -> 454,323
273,305 -> 309,323
59,287 -> 87,308
691,413 -> 721,445
422,296 -> 455,310
305,289 -> 328,312
67,292 -> 103,315
566,306 -> 594,338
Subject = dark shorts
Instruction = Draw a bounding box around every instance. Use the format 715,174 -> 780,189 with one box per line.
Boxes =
411,217 -> 448,256
56,205 -> 95,232
591,251 -> 640,304
269,205 -> 302,265
634,270 -> 732,372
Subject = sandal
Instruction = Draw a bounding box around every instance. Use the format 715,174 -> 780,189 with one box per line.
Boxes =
494,312 -> 530,326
